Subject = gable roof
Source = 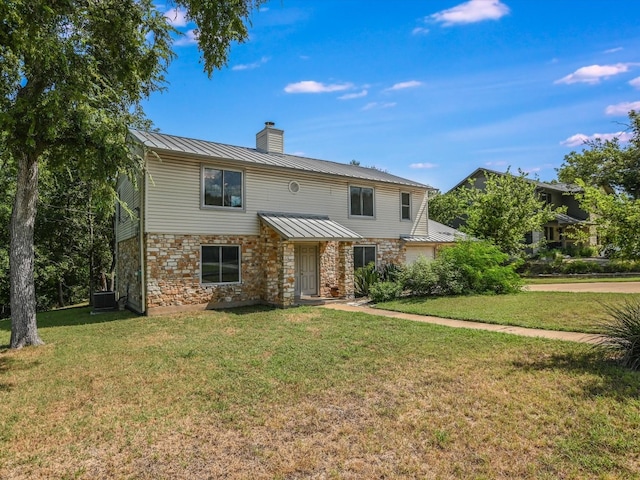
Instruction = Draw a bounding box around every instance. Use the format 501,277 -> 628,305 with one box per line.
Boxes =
130,129 -> 432,190
448,167 -> 582,194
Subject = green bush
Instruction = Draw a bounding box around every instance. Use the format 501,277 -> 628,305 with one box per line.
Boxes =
400,256 -> 439,296
596,301 -> 640,370
561,261 -> 603,274
400,240 -> 522,297
369,281 -> 403,303
354,263 -> 379,297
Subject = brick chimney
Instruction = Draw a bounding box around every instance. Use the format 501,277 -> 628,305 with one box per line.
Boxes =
256,121 -> 284,154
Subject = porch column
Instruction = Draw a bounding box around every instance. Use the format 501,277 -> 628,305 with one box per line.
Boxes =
280,241 -> 296,306
338,241 -> 355,300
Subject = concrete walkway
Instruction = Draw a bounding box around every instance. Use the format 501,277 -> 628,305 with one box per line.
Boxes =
320,303 -> 603,344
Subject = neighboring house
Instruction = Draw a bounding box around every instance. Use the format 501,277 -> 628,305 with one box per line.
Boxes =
448,168 -> 595,250
116,123 -> 461,314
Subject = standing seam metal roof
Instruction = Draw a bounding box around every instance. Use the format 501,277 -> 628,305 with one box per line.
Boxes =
129,129 -> 431,189
401,220 -> 467,243
258,212 -> 363,241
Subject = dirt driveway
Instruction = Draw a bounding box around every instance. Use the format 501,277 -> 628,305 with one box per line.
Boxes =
526,282 -> 640,294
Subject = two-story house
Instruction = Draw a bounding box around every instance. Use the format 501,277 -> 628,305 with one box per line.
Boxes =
116,123 -> 461,315
448,168 -> 595,250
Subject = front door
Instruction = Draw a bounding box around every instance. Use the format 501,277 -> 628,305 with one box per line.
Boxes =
296,245 -> 318,296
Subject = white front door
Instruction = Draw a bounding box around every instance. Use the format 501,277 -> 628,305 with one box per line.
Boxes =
296,245 -> 318,296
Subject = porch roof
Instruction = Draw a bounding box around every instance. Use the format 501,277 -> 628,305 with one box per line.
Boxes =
555,213 -> 586,225
258,212 -> 363,241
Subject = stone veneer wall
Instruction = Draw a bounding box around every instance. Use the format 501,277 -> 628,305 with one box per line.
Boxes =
319,241 -> 338,298
117,235 -> 143,312
145,233 -> 262,310
355,238 -> 405,266
259,223 -> 296,306
338,242 -> 355,299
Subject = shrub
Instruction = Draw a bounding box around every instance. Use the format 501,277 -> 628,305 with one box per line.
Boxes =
369,281 -> 403,303
596,301 -> 640,371
354,263 -> 379,297
439,240 -> 522,294
561,260 -> 603,274
400,256 -> 439,296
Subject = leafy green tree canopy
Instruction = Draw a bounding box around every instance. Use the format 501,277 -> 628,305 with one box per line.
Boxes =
1,0 -> 263,348
430,169 -> 558,256
558,111 -> 640,259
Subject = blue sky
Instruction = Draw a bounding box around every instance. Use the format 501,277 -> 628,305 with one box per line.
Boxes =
147,0 -> 640,191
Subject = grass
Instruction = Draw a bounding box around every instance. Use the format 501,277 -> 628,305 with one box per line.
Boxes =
525,276 -> 640,284
1,306 -> 640,479
376,291 -> 640,334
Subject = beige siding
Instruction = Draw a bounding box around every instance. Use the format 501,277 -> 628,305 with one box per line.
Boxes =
405,245 -> 436,264
144,152 -> 429,239
116,174 -> 141,242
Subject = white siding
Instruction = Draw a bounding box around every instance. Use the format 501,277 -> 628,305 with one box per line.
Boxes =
116,174 -> 141,242
144,152 -> 429,239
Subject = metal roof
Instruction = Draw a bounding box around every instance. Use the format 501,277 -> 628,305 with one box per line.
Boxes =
258,212 -> 363,241
448,167 -> 583,194
401,220 -> 467,243
555,213 -> 587,224
129,129 -> 431,189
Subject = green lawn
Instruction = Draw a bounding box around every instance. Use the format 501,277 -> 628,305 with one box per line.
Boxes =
1,306 -> 639,479
525,276 -> 640,284
376,291 -> 640,334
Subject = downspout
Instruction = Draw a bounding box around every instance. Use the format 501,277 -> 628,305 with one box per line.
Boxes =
139,162 -> 147,314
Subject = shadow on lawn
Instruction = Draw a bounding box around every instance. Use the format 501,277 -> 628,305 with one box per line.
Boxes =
513,348 -> 640,400
0,305 -> 137,332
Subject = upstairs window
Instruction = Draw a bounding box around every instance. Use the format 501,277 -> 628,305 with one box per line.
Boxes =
401,192 -> 411,220
350,186 -> 374,217
202,167 -> 243,208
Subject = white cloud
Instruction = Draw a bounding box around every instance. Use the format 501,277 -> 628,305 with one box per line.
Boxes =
174,29 -> 198,46
430,0 -> 510,26
604,47 -> 623,54
284,80 -> 353,94
410,162 -> 438,169
561,131 -> 633,147
555,63 -> 634,85
362,102 -> 396,111
338,90 -> 368,100
164,8 -> 188,27
605,101 -> 640,115
630,77 -> 640,89
386,80 -> 423,91
232,56 -> 270,71
412,27 -> 430,35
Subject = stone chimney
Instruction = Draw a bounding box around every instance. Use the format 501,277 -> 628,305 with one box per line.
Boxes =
256,121 -> 284,154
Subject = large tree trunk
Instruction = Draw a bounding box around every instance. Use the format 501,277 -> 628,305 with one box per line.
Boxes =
10,153 -> 44,348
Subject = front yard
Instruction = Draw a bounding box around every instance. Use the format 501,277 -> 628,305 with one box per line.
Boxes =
1,306 -> 639,479
376,291 -> 640,334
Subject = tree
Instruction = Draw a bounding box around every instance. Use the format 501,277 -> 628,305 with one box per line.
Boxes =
1,0 -> 262,348
558,111 -> 640,199
430,170 -> 558,256
558,111 -> 640,259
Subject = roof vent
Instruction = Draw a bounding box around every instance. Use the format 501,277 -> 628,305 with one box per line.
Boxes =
256,122 -> 284,154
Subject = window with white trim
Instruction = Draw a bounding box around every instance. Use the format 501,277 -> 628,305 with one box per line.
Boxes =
201,245 -> 241,284
202,166 -> 243,208
354,245 -> 376,269
350,185 -> 374,217
401,192 -> 411,220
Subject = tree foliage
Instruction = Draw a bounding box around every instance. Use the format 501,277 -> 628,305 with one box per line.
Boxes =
1,0 -> 262,348
430,170 -> 558,256
558,111 -> 640,259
